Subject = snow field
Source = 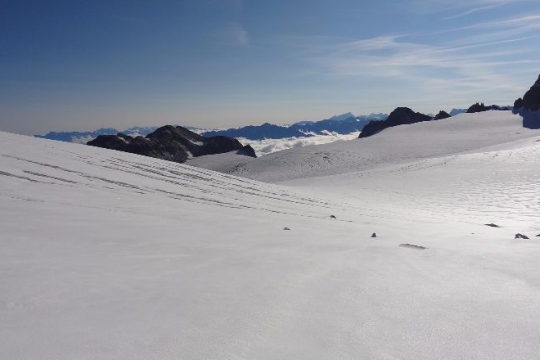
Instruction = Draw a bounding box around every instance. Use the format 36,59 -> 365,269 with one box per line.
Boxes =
1,110 -> 540,359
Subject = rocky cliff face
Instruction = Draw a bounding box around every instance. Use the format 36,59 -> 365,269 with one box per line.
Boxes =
88,125 -> 256,163
514,74 -> 540,112
359,107 -> 432,138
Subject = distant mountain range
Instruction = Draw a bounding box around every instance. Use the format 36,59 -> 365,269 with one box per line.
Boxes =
203,113 -> 391,140
449,108 -> 467,116
34,109 -> 475,144
34,126 -> 160,144
35,113 -> 389,143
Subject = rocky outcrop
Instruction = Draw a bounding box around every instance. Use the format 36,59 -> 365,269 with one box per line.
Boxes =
87,125 -> 256,163
467,103 -> 490,113
523,76 -> 540,110
514,97 -> 524,110
512,74 -> 540,129
236,145 -> 257,157
433,110 -> 451,120
466,103 -> 511,113
514,74 -> 540,112
358,107 -> 431,138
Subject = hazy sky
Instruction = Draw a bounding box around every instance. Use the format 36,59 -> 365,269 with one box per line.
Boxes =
1,0 -> 540,135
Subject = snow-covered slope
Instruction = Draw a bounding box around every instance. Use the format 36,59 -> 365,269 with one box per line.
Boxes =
224,111 -> 540,182
2,110 -> 540,360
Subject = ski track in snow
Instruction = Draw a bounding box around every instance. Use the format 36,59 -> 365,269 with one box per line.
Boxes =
0,143 -> 341,221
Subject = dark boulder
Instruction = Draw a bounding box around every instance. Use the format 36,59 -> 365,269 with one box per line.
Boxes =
359,107 -> 431,138
88,125 -> 256,164
433,110 -> 451,120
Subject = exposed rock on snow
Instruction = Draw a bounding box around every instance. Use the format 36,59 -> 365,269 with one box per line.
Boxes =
433,110 -> 451,120
518,74 -> 540,111
466,103 -> 510,113
513,74 -> 540,129
88,125 -> 256,164
359,107 -> 431,138
515,233 -> 530,239
514,97 -> 524,110
236,144 -> 257,157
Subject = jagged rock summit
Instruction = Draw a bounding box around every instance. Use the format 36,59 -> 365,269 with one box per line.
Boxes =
88,125 -> 256,164
466,102 -> 510,113
433,110 -> 451,120
359,107 -> 431,138
514,74 -> 540,112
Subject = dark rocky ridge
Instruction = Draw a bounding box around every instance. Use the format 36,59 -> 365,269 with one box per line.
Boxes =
88,125 -> 256,163
514,74 -> 540,112
203,122 -> 306,140
513,74 -> 540,129
36,114 -> 387,143
359,107 -> 432,138
202,114 -> 384,140
466,103 -> 511,113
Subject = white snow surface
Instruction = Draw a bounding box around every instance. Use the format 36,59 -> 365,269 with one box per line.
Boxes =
2,110 -> 540,359
222,111 -> 540,182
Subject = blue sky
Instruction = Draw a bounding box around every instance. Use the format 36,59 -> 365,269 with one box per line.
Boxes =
1,0 -> 539,134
